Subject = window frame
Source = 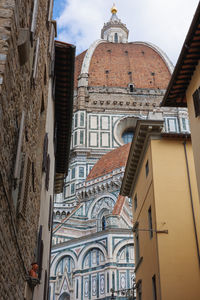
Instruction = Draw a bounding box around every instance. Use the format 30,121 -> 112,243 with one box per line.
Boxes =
148,206 -> 153,239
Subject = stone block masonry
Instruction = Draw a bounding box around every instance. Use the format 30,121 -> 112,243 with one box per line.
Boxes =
0,0 -> 53,299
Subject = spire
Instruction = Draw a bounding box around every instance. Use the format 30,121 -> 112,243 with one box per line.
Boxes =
101,5 -> 129,43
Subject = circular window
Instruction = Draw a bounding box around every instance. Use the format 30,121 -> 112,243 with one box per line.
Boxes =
114,116 -> 142,145
122,129 -> 134,144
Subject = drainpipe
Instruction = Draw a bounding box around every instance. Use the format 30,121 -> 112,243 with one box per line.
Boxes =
183,140 -> 200,264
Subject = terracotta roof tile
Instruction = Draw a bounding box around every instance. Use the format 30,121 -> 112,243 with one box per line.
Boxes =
112,195 -> 126,215
86,143 -> 131,181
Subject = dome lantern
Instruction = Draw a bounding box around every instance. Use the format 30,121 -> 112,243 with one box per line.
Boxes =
101,5 -> 129,43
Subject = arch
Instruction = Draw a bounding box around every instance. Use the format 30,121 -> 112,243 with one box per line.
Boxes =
51,250 -> 78,276
112,240 -> 134,262
82,247 -> 105,269
78,243 -> 107,267
87,193 -> 117,219
133,41 -> 174,74
116,244 -> 134,263
114,115 -> 145,146
58,292 -> 70,300
55,255 -> 75,276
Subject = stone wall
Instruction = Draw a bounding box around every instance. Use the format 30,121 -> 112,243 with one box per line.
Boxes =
0,0 -> 53,299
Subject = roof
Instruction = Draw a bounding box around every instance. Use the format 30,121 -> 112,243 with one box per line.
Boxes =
54,41 -> 75,193
161,2 -> 200,107
74,41 -> 172,89
112,195 -> 126,215
86,143 -> 131,181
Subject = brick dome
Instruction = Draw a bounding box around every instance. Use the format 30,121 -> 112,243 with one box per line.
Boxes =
86,143 -> 131,181
75,41 -> 173,89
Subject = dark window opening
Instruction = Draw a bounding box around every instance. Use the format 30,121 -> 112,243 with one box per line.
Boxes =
122,129 -> 134,144
145,160 -> 149,177
152,275 -> 157,300
102,216 -> 106,230
129,84 -> 134,92
114,33 -> 118,43
134,194 -> 137,211
193,88 -> 200,117
135,232 -> 140,264
148,206 -> 153,238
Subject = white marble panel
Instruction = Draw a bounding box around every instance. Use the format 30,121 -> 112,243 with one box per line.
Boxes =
89,132 -> 98,147
101,132 -> 109,147
101,116 -> 109,130
90,115 -> 98,129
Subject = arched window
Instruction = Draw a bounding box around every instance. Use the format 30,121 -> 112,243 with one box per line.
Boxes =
114,33 -> 118,43
102,216 -> 106,230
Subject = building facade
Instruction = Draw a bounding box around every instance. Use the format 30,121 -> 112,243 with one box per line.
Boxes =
50,6 -> 190,300
0,1 -> 74,300
121,120 -> 200,300
162,1 -> 200,202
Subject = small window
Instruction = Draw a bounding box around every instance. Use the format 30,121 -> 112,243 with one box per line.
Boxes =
193,88 -> 200,117
122,129 -> 134,144
75,114 -> 78,127
167,118 -> 177,132
145,160 -> 149,177
148,206 -> 153,238
114,33 -> 118,43
152,275 -> 157,300
102,216 -> 106,230
80,131 -> 84,145
134,194 -> 137,211
135,231 -> 140,264
129,84 -> 134,93
71,183 -> 75,195
182,118 -> 187,131
80,112 -> 84,126
71,168 -> 75,179
74,131 -> 77,145
79,167 -> 84,178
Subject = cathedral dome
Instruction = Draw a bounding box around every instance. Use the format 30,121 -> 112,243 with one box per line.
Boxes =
86,143 -> 131,181
75,41 -> 173,89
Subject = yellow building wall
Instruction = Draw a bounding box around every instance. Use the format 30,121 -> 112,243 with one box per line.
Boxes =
132,145 -> 161,300
151,139 -> 200,300
186,61 -> 200,201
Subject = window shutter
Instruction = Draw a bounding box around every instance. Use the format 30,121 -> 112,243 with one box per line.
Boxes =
48,196 -> 53,231
48,0 -> 54,22
42,133 -> 48,172
37,225 -> 44,280
18,155 -> 31,217
14,111 -> 25,180
31,0 -> 39,35
49,33 -> 55,77
193,88 -> 200,117
32,38 -> 40,80
48,23 -> 55,56
45,154 -> 50,191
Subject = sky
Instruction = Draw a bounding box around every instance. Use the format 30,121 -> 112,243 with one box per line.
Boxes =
53,0 -> 199,65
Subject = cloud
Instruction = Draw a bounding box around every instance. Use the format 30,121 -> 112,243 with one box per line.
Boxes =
54,0 -> 199,64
